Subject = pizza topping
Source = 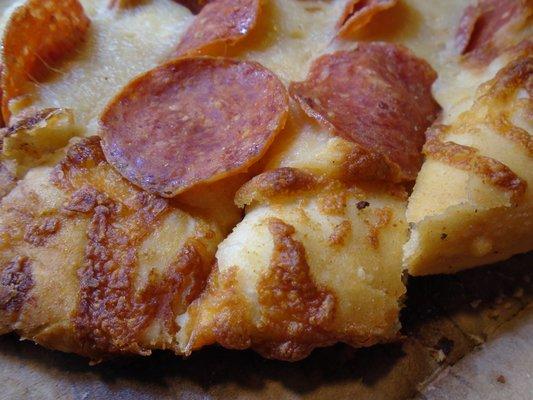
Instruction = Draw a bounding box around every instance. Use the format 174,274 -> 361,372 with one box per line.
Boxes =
173,0 -> 211,14
0,257 -> 33,318
423,55 -> 532,205
52,137 -> 211,355
100,57 -> 289,197
235,168 -> 318,208
255,218 -> 336,361
424,136 -> 526,205
290,43 -> 440,182
0,162 -> 16,200
337,0 -> 397,37
455,0 -> 531,64
24,217 -> 61,247
0,108 -> 78,178
175,0 -> 260,56
1,0 -> 90,122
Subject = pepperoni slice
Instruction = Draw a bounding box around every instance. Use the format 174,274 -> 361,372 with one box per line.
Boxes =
173,0 -> 210,14
175,0 -> 260,56
1,0 -> 90,122
290,43 -> 440,182
455,0 -> 531,63
337,0 -> 397,37
100,57 -> 289,197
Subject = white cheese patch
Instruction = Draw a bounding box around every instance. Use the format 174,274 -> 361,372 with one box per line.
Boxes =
23,0 -> 193,133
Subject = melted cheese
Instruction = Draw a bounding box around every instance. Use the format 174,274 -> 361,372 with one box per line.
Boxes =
5,0 -> 192,133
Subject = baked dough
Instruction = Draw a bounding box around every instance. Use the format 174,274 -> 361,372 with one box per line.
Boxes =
0,0 -> 531,361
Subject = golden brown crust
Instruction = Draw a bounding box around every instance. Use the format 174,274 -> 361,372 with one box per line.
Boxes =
51,136 -> 106,190
317,184 -> 348,216
491,114 -> 532,157
73,188 -> 165,356
184,218 -> 340,361
235,167 -> 318,208
183,266 -> 254,352
424,135 -> 526,204
0,135 -> 222,358
50,138 -> 214,356
183,204 -> 405,360
423,55 -> 532,205
340,144 -> 399,183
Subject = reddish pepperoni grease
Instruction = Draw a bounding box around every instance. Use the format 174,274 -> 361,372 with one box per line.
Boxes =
455,0 -> 531,63
337,0 -> 397,37
290,42 -> 440,182
175,0 -> 260,56
100,57 -> 289,197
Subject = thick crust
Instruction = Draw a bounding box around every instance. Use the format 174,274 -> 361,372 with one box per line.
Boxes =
179,172 -> 407,360
405,52 -> 533,275
0,0 -> 530,363
0,136 -> 226,358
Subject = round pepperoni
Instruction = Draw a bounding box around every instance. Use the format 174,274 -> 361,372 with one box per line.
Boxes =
1,0 -> 90,122
455,0 -> 531,64
289,42 -> 440,182
100,57 -> 289,197
337,0 -> 397,37
175,0 -> 260,56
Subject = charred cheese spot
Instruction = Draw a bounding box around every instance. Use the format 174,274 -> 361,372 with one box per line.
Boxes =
235,167 -> 318,208
255,218 -> 336,360
328,220 -> 352,246
0,162 -> 16,199
317,185 -> 348,216
0,256 -> 33,314
23,217 -> 61,246
364,207 -> 393,249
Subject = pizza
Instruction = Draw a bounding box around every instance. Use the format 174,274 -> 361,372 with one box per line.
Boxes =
0,0 -> 530,362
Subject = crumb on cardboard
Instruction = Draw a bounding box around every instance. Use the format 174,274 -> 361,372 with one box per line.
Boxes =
470,299 -> 482,309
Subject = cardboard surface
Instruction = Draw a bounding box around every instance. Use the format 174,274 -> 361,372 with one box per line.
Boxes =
421,306 -> 533,400
0,253 -> 531,400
